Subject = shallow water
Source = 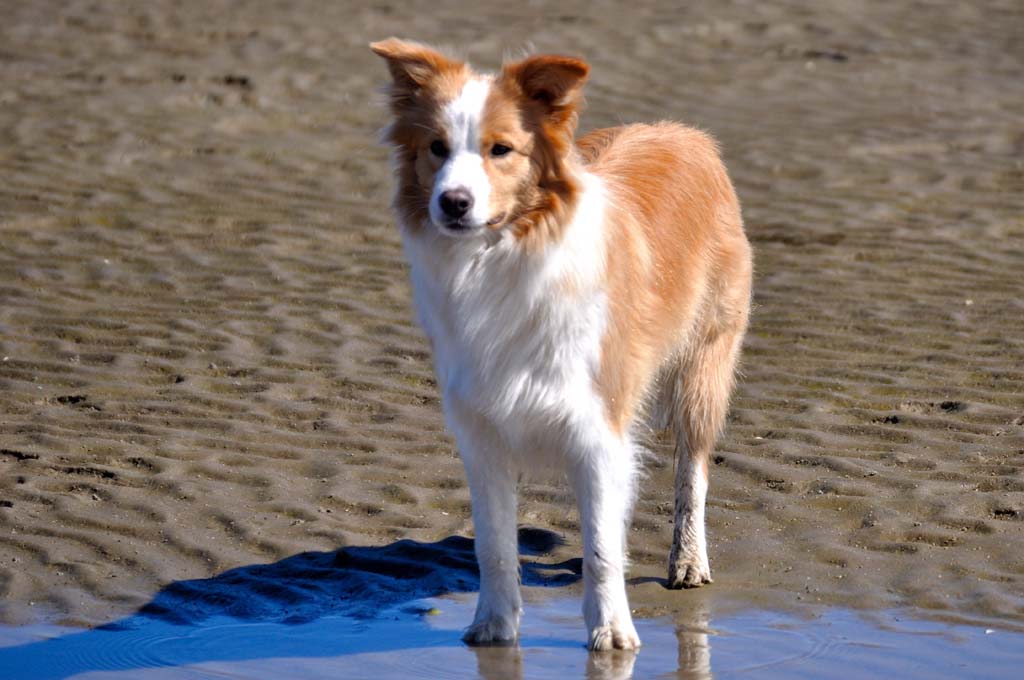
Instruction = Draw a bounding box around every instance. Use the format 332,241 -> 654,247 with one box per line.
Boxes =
2,596 -> 1020,680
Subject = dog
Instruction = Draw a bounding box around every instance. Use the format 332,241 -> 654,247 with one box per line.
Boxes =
370,38 -> 752,651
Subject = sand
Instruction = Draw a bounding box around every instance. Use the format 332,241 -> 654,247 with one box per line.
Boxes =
1,0 -> 1022,642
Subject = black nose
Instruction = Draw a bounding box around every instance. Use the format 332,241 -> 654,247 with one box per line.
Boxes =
439,189 -> 473,219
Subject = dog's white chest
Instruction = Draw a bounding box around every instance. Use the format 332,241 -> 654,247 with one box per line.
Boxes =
403,174 -> 608,447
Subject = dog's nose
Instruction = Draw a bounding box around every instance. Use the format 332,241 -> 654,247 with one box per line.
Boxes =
439,189 -> 473,219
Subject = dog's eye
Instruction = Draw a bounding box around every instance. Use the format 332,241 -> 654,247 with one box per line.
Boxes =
490,143 -> 513,157
429,140 -> 449,158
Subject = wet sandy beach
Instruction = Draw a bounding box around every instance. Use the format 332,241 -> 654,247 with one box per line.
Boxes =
1,0 -> 1023,674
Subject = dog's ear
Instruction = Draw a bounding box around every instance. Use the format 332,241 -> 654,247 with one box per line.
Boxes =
504,54 -> 589,111
370,38 -> 463,92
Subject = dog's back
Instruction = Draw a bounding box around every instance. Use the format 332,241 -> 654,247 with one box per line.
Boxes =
577,123 -> 750,438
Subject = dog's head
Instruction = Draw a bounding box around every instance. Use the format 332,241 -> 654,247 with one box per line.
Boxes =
371,39 -> 588,245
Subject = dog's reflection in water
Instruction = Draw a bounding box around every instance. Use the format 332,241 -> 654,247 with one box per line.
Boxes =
674,599 -> 712,679
469,599 -> 712,680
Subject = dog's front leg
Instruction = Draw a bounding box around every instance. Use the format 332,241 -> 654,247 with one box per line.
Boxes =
571,438 -> 641,651
449,403 -> 521,645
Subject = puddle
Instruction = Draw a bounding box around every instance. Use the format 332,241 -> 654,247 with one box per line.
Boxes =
1,596 -> 1020,679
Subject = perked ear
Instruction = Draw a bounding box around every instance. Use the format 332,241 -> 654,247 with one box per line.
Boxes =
505,54 -> 589,109
369,38 -> 463,90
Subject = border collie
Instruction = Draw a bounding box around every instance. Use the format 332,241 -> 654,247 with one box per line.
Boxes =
371,38 -> 752,651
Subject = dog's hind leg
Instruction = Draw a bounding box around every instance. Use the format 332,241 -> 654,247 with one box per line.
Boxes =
667,280 -> 749,589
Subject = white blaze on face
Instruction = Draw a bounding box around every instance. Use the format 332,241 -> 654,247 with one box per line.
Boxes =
430,76 -> 493,231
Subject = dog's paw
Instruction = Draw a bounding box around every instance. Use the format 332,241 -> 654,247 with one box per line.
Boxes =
462,616 -> 518,646
667,559 -> 713,589
588,622 -> 641,652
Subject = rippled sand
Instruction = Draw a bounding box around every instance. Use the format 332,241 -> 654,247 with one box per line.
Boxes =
1,0 -> 1022,643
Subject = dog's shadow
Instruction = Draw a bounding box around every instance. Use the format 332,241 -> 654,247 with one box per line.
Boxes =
126,527 -> 580,626
0,529 -> 582,679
